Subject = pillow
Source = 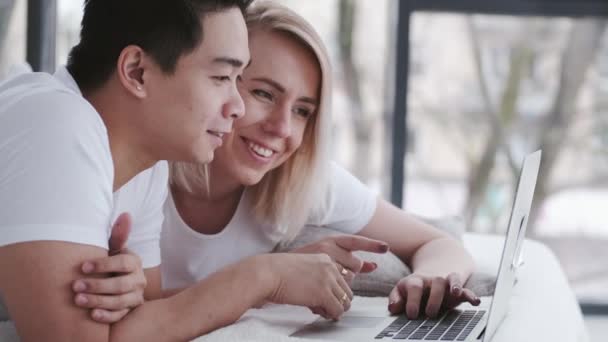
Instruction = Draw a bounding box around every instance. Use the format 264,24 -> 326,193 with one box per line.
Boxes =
280,219 -> 495,297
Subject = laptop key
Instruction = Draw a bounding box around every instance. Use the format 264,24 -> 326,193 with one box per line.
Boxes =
393,319 -> 425,339
425,310 -> 460,340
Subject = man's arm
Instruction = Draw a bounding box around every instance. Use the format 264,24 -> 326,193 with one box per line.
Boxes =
0,242 -> 111,341
0,241 -> 274,341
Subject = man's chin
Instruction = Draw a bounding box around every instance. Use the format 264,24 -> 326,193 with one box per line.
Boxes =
190,149 -> 214,165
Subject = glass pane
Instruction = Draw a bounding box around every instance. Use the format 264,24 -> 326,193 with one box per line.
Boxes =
56,0 -> 82,69
406,12 -> 608,304
0,0 -> 26,80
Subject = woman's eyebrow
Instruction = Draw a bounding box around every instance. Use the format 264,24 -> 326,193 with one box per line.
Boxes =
251,77 -> 318,105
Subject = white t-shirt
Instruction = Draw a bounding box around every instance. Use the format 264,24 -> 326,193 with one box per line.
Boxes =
160,162 -> 377,290
0,67 -> 168,268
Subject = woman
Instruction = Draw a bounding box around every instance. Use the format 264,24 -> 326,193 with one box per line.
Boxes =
75,1 -> 479,327
163,0 -> 479,318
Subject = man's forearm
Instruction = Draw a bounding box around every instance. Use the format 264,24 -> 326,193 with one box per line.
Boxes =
409,238 -> 475,281
110,254 -> 273,341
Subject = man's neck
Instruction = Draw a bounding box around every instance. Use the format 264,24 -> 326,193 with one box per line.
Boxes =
84,84 -> 157,191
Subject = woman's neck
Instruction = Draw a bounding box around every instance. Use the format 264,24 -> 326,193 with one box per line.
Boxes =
171,180 -> 244,235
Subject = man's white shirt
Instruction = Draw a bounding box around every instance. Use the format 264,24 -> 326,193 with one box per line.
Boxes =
0,67 -> 167,267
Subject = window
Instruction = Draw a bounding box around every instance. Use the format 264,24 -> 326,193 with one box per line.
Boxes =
398,7 -> 608,308
0,0 -> 26,80
56,0 -> 81,69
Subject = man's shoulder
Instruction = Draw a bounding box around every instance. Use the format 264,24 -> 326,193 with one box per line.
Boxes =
0,71 -> 97,124
0,72 -> 107,149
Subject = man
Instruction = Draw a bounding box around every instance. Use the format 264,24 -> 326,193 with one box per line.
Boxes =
0,1 -> 251,340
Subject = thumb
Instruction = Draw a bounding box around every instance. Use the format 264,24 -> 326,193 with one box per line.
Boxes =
108,212 -> 132,255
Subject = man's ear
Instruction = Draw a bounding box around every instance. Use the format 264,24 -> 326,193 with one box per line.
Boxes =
116,45 -> 148,98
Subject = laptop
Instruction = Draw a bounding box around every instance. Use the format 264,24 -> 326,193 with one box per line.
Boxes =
292,150 -> 542,342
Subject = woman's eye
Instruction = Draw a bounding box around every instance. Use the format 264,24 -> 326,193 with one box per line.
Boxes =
294,107 -> 313,118
252,89 -> 273,100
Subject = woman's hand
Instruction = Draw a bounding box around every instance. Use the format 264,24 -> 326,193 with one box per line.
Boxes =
290,235 -> 389,284
387,272 -> 481,319
263,253 -> 355,320
72,213 -> 147,323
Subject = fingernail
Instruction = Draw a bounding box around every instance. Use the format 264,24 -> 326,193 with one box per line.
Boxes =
92,310 -> 103,320
73,280 -> 86,292
75,294 -> 88,305
371,262 -> 378,269
82,262 -> 94,274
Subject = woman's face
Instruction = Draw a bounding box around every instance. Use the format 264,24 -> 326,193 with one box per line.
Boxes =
212,29 -> 321,186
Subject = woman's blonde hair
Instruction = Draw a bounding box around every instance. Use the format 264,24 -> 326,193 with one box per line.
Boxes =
170,0 -> 332,243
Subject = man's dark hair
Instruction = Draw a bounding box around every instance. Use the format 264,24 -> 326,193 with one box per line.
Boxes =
67,0 -> 253,92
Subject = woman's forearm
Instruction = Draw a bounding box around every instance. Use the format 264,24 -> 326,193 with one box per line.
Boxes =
409,237 -> 475,282
109,254 -> 274,341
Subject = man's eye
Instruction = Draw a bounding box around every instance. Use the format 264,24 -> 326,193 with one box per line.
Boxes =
212,76 -> 231,82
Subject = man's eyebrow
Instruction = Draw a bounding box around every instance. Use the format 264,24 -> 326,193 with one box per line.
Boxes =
251,77 -> 318,105
212,57 -> 252,68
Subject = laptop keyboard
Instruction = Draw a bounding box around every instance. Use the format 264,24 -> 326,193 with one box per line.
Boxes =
374,309 -> 486,341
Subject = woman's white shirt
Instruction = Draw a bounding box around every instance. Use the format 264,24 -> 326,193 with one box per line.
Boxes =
160,162 -> 377,290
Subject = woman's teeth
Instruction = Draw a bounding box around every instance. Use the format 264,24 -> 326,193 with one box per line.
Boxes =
248,141 -> 273,158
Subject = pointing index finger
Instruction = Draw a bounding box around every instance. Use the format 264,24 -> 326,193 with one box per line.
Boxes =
333,235 -> 389,254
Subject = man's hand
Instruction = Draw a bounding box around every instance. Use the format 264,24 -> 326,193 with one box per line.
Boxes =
72,213 -> 147,323
387,272 -> 481,319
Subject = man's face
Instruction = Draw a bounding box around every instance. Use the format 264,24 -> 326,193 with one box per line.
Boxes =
142,7 -> 250,164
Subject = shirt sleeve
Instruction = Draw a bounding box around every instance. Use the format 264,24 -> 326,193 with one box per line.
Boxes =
308,161 -> 378,234
125,161 -> 168,268
0,90 -> 114,249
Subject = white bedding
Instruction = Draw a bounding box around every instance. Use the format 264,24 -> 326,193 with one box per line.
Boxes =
0,234 -> 589,342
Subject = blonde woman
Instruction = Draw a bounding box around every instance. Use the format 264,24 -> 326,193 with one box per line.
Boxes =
164,1 -> 479,317
76,1 -> 479,328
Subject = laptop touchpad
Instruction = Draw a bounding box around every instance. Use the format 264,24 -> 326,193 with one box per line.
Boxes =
333,316 -> 386,328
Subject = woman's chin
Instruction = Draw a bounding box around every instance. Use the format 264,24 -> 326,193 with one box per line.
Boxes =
239,170 -> 267,186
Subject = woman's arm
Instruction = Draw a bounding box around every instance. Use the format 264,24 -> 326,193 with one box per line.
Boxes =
357,198 -> 478,318
358,198 -> 474,279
